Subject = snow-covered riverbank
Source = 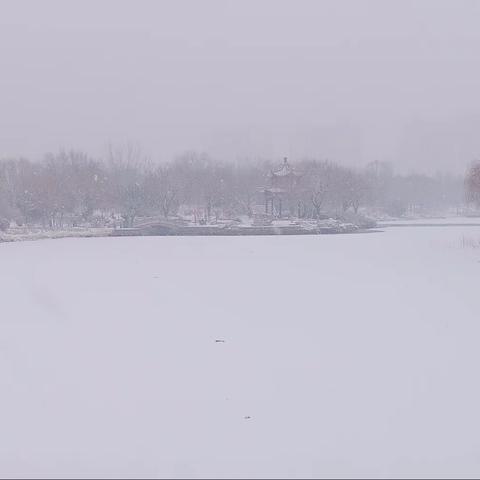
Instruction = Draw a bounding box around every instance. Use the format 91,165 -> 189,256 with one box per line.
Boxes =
378,216 -> 480,228
0,227 -> 113,243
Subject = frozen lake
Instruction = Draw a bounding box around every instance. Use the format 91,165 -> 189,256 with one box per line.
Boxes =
1,227 -> 479,478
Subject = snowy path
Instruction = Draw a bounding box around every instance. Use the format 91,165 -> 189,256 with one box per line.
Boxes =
1,228 -> 479,478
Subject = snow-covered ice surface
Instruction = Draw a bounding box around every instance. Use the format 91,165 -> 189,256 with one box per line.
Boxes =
1,227 -> 479,479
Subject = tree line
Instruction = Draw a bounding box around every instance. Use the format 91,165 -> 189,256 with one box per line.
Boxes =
0,146 -> 467,231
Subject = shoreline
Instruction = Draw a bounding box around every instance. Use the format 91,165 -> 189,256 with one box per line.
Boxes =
3,219 -> 480,244
1,225 -> 376,243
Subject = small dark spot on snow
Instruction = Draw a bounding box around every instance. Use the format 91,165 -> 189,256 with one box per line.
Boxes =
215,339 -> 225,343
244,416 -> 252,420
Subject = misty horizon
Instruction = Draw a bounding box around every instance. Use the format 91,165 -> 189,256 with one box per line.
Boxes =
2,0 -> 480,174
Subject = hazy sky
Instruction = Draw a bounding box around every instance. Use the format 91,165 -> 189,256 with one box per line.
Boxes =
1,0 -> 480,173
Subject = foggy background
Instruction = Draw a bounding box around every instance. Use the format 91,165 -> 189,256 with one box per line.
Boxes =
1,0 -> 480,173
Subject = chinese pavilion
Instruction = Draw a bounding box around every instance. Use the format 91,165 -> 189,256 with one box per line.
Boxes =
263,158 -> 301,217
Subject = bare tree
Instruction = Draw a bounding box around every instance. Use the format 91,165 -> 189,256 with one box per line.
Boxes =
144,165 -> 180,218
228,162 -> 262,217
302,160 -> 334,218
466,162 -> 480,207
107,143 -> 150,227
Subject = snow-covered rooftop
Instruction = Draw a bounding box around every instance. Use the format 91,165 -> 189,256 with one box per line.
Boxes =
271,157 -> 298,177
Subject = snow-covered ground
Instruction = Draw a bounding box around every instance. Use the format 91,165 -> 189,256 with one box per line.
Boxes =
378,216 -> 480,226
1,227 -> 479,478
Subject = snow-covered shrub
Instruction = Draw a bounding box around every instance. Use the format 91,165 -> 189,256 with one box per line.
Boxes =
459,235 -> 480,249
385,200 -> 407,218
0,218 -> 9,232
252,213 -> 273,226
335,211 -> 376,229
317,218 -> 358,233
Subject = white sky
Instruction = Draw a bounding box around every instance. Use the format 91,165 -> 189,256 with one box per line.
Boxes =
1,0 -> 480,173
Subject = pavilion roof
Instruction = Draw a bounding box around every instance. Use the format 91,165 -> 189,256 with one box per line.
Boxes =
270,158 -> 298,177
